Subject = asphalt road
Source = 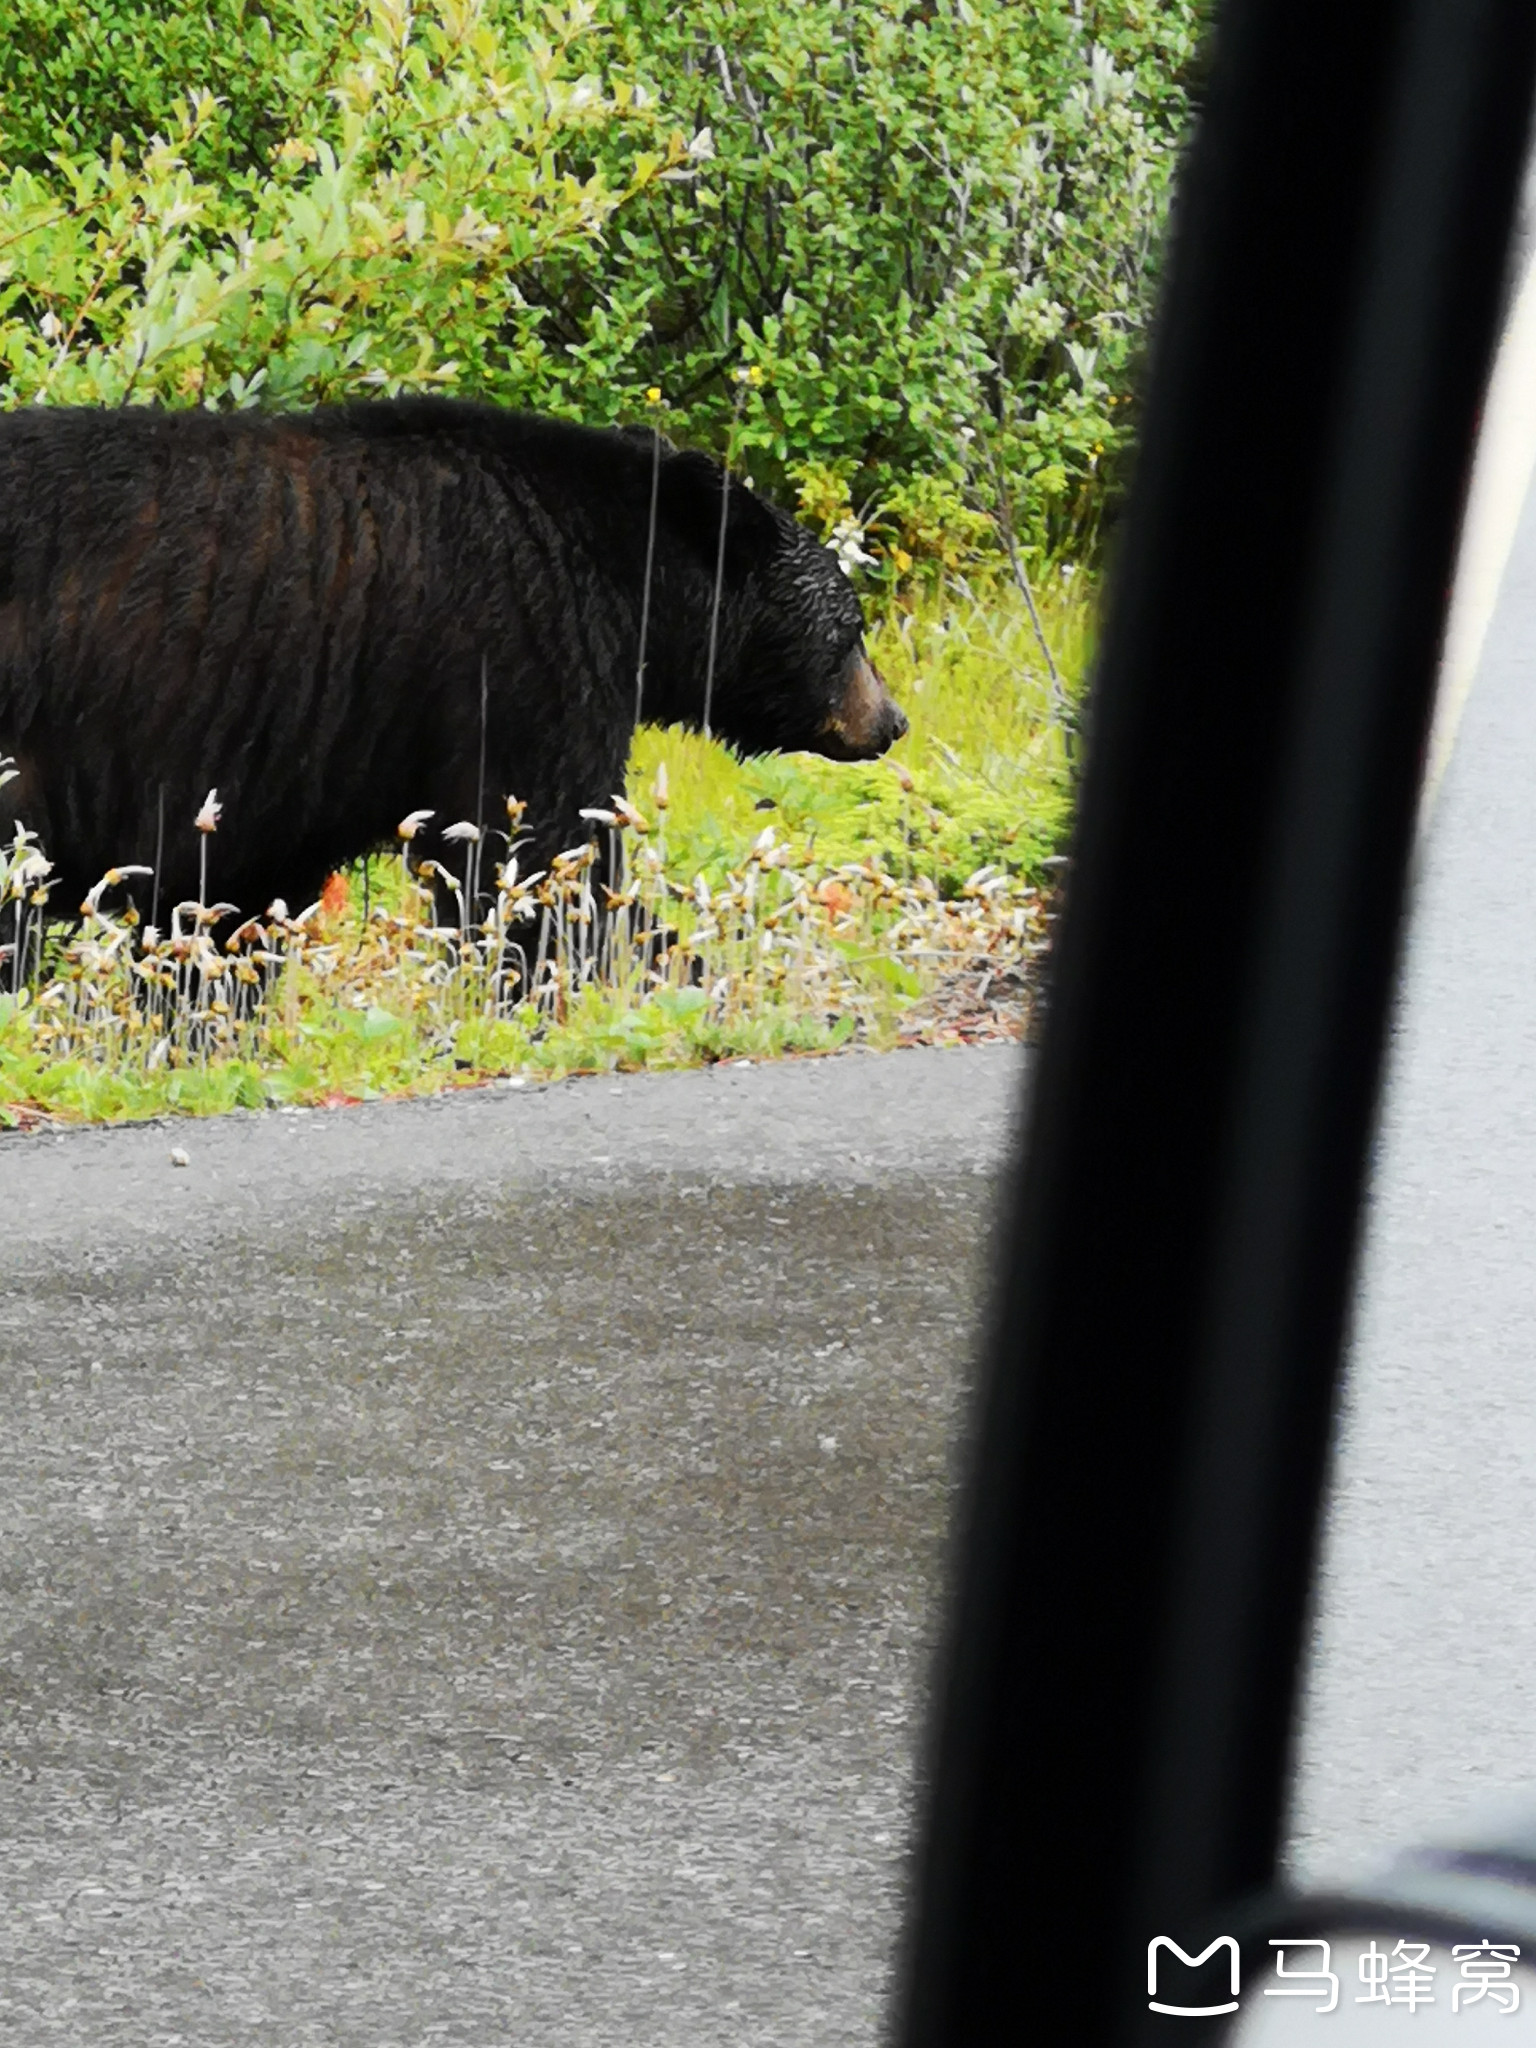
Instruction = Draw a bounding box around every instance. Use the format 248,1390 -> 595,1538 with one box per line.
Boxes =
1287,450 -> 1536,1880
0,1044 -> 1024,2046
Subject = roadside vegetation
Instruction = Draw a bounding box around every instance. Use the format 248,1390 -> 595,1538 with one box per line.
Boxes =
0,0 -> 1197,1123
0,577 -> 1085,1124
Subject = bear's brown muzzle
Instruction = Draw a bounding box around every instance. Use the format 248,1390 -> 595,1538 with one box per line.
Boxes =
813,645 -> 909,762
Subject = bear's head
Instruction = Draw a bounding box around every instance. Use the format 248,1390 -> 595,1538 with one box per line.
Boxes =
654,449 -> 908,762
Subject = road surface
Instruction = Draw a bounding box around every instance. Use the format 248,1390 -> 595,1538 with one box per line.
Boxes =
1288,444 -> 1536,1881
0,1045 -> 1023,2045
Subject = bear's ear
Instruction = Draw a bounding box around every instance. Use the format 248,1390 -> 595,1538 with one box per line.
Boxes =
657,447 -> 781,573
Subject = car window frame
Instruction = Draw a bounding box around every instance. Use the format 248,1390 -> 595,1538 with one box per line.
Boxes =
893,3 -> 1536,2042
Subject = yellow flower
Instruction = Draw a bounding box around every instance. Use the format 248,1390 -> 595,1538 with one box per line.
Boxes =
645,386 -> 662,405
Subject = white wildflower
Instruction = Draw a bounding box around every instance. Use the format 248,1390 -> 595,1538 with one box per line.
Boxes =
830,516 -> 876,578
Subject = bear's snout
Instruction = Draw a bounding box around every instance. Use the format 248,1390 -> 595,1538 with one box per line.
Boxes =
813,645 -> 909,761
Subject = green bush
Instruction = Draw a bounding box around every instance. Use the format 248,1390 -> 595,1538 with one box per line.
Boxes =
0,0 -> 325,177
0,0 -> 1202,560
0,1 -> 684,409
569,0 -> 1202,558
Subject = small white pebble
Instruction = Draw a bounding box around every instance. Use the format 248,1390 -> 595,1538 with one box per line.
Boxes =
169,1146 -> 190,1168
818,1435 -> 839,1456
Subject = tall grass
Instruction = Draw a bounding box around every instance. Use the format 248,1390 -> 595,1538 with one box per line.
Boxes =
629,570 -> 1092,889
0,577 -> 1087,1127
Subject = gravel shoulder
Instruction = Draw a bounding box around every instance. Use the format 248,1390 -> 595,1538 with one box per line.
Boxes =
0,1044 -> 1025,2047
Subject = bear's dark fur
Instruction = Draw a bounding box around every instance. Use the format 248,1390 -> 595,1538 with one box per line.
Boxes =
0,398 -> 906,917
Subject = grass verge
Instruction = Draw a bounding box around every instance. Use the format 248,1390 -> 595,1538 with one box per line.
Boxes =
0,576 -> 1087,1127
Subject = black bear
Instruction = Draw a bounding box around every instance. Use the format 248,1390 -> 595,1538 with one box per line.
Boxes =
0,398 -> 907,917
